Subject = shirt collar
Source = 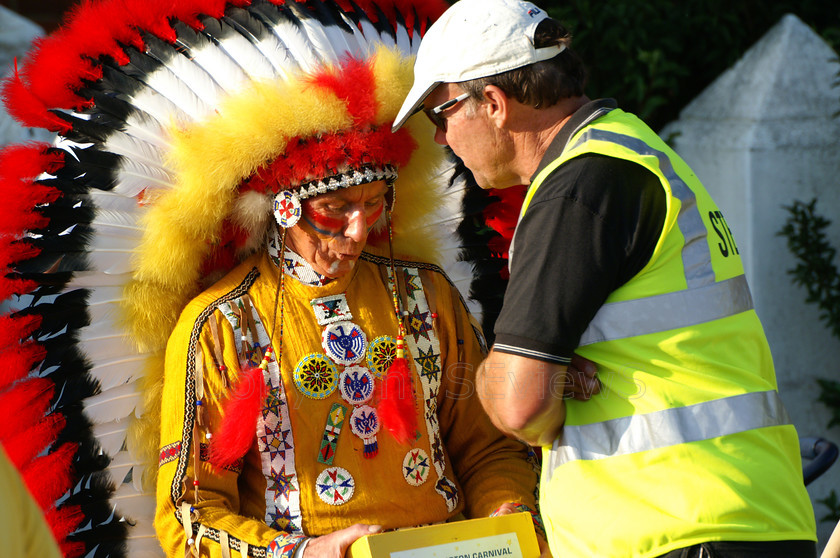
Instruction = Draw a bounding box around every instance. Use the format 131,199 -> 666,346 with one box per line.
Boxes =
267,226 -> 332,287
530,98 -> 617,182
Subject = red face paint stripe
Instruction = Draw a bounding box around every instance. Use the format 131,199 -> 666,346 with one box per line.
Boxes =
366,205 -> 383,227
303,205 -> 345,231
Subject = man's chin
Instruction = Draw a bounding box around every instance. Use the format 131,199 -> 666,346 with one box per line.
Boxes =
323,258 -> 356,278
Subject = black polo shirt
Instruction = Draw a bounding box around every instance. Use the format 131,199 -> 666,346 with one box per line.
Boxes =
493,100 -> 666,364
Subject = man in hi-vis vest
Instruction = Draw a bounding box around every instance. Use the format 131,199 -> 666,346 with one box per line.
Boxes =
393,0 -> 817,557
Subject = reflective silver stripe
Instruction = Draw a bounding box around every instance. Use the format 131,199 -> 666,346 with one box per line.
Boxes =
578,274 -> 754,346
493,343 -> 571,364
546,390 -> 790,478
568,128 -> 715,289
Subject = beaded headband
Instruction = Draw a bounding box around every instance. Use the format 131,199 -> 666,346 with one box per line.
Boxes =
272,164 -> 398,228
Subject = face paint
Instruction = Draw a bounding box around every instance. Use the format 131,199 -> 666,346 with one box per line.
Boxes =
302,199 -> 385,237
365,204 -> 384,228
302,206 -> 344,237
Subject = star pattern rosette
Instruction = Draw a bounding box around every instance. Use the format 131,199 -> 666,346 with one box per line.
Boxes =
402,448 -> 430,486
366,335 -> 397,379
294,353 -> 338,399
316,467 -> 355,506
273,190 -> 302,228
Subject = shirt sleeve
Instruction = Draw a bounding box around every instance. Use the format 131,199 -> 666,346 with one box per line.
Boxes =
493,154 -> 666,364
424,270 -> 539,519
156,305 -> 284,558
0,446 -> 62,558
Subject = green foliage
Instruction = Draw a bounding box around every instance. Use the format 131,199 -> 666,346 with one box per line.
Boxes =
778,199 -> 840,339
817,379 -> 840,430
779,201 -> 840,523
536,0 -> 840,130
817,490 -> 840,523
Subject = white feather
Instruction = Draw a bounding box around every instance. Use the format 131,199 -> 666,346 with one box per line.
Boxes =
124,537 -> 166,558
216,24 -> 279,81
86,246 -> 135,275
111,481 -> 156,520
88,190 -> 141,212
338,11 -> 375,58
140,63 -> 214,121
394,20 -> 412,55
113,157 -> 177,198
90,355 -> 148,393
154,43 -> 227,110
231,14 -> 300,81
285,3 -> 342,65
292,4 -> 354,64
79,328 -> 139,370
103,130 -> 167,170
123,505 -> 164,558
126,87 -> 192,132
359,17 -> 396,50
64,272 -> 131,290
105,450 -> 136,487
82,284 -> 123,305
83,379 -> 143,424
87,209 -> 143,265
118,111 -> 172,151
268,17 -> 322,74
91,419 -> 130,457
83,302 -> 120,332
185,35 -> 251,95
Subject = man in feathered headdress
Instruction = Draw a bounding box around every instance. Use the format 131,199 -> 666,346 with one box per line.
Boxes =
154,35 -> 546,558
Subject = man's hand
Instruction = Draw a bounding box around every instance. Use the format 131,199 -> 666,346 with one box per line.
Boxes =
303,524 -> 382,558
492,503 -> 552,557
566,353 -> 600,401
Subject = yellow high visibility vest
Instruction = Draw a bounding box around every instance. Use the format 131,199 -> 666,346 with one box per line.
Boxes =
521,109 -> 816,558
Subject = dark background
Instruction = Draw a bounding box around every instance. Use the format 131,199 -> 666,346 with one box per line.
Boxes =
1,0 -> 838,130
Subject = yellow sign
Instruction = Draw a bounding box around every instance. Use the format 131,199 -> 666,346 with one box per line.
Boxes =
347,512 -> 539,558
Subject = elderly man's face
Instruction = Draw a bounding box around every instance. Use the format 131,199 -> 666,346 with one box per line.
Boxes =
286,180 -> 388,278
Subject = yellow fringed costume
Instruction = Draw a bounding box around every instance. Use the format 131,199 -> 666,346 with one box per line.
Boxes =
156,245 -> 539,557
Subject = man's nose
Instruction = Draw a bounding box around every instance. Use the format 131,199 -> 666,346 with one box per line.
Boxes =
344,208 -> 367,242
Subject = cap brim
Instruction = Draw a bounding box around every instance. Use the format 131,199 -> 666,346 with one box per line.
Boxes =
392,80 -> 441,132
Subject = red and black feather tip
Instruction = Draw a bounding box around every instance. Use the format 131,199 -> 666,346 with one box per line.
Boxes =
451,155 -> 526,346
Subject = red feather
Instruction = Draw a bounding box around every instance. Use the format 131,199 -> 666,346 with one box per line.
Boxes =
0,341 -> 47,387
0,276 -> 38,302
0,70 -> 72,132
2,413 -> 66,469
45,505 -> 85,558
0,143 -> 64,178
377,339 -> 417,445
0,237 -> 40,270
0,313 -> 42,349
207,366 -> 267,470
308,58 -> 377,124
0,377 -> 55,441
21,442 -> 78,509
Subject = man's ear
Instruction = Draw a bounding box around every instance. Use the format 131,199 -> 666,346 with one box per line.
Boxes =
482,85 -> 510,129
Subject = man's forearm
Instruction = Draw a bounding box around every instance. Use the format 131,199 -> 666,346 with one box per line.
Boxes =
476,350 -> 567,446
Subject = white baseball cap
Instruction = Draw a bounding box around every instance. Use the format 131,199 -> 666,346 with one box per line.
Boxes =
392,0 -> 565,131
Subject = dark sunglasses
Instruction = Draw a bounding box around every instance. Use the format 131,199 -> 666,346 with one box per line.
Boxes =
423,93 -> 470,132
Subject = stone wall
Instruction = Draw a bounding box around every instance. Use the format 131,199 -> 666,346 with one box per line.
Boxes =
662,13 -> 840,549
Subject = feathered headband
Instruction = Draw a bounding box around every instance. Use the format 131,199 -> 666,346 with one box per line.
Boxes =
0,0 -> 449,555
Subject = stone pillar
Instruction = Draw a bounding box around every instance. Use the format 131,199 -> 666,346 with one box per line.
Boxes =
0,6 -> 51,146
662,13 -> 840,548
